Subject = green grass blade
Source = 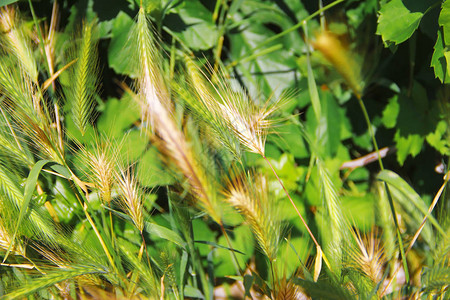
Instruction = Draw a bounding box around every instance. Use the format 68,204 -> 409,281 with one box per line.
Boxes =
384,182 -> 409,283
104,205 -> 186,249
194,240 -> 246,255
145,221 -> 187,250
0,0 -> 19,7
285,237 -> 313,281
4,265 -> 107,299
3,159 -> 49,262
378,169 -> 445,236
317,160 -> 346,274
303,23 -> 321,123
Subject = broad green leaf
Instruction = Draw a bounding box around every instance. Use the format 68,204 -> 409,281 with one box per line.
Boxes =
426,120 -> 450,155
215,225 -> 254,277
394,132 -> 424,165
445,51 -> 450,75
377,0 -> 423,45
341,195 -> 375,229
4,160 -> 50,262
137,147 -> 175,187
227,0 -> 302,98
120,130 -> 148,161
168,0 -> 218,50
431,30 -> 449,83
65,112 -> 96,143
439,0 -> 450,45
268,123 -> 309,159
262,153 -> 303,192
192,219 -> 216,257
323,92 -> 341,157
51,179 -> 81,223
393,88 -> 439,165
97,96 -> 140,137
105,206 -> 186,248
108,11 -> 136,77
285,237 -> 313,281
292,278 -> 354,300
381,95 -> 399,129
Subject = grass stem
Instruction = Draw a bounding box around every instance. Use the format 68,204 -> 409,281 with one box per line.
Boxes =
262,155 -> 332,271
356,94 -> 409,283
381,172 -> 449,295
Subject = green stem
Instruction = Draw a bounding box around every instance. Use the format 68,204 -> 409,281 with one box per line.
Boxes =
356,96 -> 383,170
219,222 -> 242,275
251,0 -> 344,53
262,155 -> 332,272
27,0 -> 49,76
83,201 -> 119,275
228,44 -> 283,68
356,95 -> 409,283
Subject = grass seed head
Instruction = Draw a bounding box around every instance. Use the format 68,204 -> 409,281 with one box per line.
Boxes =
116,166 -> 144,233
313,31 -> 362,98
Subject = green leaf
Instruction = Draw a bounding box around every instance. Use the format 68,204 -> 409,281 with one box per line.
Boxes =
184,285 -> 205,299
137,147 -> 175,187
3,160 -> 50,262
305,91 -> 342,157
0,0 -> 18,7
431,30 -> 449,83
378,170 -> 445,237
268,123 -> 309,159
4,265 -> 106,299
377,0 -> 423,45
51,179 -> 81,223
50,164 -> 72,179
341,195 -> 375,230
306,41 -> 321,122
97,96 -> 140,137
215,225 -> 254,277
145,221 -> 186,249
106,205 -> 186,248
120,130 -> 148,161
168,0 -> 218,50
439,0 -> 450,45
227,1 -> 301,98
194,240 -> 245,255
108,11 -> 136,77
445,51 -> 450,75
381,95 -> 399,129
393,88 -> 439,165
426,120 -> 449,155
394,132 -> 424,165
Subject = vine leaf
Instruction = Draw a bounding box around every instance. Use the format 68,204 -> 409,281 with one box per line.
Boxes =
377,0 -> 423,45
439,0 -> 450,45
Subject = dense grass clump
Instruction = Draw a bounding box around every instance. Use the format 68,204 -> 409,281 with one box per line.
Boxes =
0,1 -> 448,299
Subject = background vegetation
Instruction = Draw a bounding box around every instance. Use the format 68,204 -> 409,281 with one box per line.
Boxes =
0,0 -> 448,299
